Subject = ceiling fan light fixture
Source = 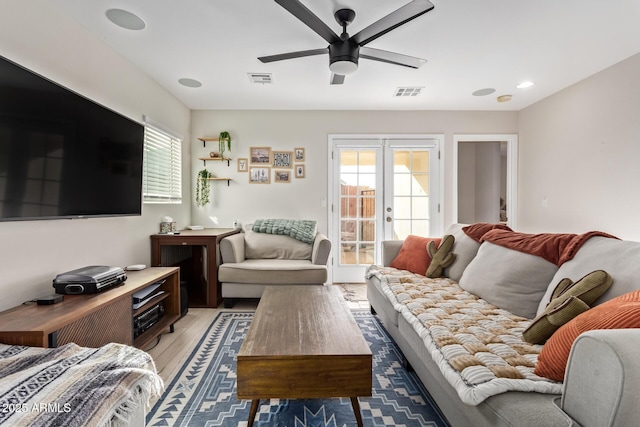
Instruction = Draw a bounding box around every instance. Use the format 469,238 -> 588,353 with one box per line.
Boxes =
329,60 -> 358,75
329,41 -> 359,75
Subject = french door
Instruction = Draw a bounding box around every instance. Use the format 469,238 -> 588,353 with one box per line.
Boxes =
329,136 -> 442,283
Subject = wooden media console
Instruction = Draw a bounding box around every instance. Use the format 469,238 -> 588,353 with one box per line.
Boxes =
0,267 -> 180,349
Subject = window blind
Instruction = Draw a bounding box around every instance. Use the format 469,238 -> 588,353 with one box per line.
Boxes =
143,120 -> 182,204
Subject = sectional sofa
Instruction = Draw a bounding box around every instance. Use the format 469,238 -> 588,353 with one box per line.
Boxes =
366,223 -> 640,427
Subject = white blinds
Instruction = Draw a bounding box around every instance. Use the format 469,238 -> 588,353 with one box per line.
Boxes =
143,120 -> 182,204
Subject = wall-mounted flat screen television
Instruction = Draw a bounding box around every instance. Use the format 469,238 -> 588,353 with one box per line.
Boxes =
0,56 -> 144,222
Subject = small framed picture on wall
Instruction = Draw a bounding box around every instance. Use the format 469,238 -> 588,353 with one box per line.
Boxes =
250,147 -> 272,165
237,158 -> 248,172
249,167 -> 271,184
272,151 -> 293,168
274,170 -> 291,183
295,164 -> 305,178
294,147 -> 305,162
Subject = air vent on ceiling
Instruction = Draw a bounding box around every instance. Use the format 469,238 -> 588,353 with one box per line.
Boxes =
248,73 -> 273,84
394,86 -> 423,97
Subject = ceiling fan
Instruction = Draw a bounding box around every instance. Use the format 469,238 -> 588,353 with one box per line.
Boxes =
258,0 -> 435,85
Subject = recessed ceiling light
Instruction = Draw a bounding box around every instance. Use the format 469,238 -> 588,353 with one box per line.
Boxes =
105,9 -> 146,31
178,78 -> 202,88
497,94 -> 512,103
472,88 -> 496,97
516,81 -> 534,89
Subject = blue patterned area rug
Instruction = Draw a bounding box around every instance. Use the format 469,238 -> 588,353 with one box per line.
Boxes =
147,311 -> 449,427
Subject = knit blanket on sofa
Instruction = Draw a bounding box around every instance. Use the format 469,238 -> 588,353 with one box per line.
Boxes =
0,342 -> 163,427
365,265 -> 563,405
252,219 -> 317,244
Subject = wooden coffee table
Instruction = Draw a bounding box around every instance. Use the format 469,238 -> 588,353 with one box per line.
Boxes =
237,285 -> 372,426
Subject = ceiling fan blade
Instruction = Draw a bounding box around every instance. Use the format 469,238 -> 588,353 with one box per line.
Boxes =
259,48 -> 328,63
360,47 -> 426,69
351,0 -> 435,46
275,0 -> 340,44
330,73 -> 345,85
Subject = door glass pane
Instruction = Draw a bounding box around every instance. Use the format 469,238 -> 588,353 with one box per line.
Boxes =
360,220 -> 376,242
412,151 -> 430,173
393,196 -> 411,219
412,174 -> 429,196
359,243 -> 375,264
339,149 -> 377,266
412,196 -> 430,218
393,219 -> 411,240
393,149 -> 431,238
340,243 -> 356,264
360,196 -> 376,218
411,220 -> 429,237
394,174 -> 412,196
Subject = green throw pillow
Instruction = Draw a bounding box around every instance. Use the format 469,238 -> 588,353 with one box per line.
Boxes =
523,270 -> 612,344
426,234 -> 456,278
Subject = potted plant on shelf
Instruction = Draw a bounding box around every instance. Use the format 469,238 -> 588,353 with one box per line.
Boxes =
196,169 -> 213,206
218,131 -> 231,158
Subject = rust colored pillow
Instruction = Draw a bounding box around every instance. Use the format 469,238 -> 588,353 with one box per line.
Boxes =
535,289 -> 640,382
390,235 -> 441,276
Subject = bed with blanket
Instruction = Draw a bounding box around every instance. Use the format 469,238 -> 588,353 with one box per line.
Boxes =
0,342 -> 163,427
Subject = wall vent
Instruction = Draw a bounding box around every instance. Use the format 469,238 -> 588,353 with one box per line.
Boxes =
393,86 -> 423,97
248,73 -> 273,84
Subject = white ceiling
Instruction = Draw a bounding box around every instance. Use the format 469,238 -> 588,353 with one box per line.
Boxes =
51,0 -> 640,111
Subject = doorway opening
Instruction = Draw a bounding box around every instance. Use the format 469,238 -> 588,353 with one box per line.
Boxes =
453,134 -> 518,229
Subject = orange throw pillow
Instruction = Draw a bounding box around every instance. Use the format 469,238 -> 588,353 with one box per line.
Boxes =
535,289 -> 640,382
390,235 -> 441,276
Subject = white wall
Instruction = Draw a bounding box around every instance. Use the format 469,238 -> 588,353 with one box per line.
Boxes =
518,53 -> 640,240
190,110 -> 517,233
0,1 -> 191,311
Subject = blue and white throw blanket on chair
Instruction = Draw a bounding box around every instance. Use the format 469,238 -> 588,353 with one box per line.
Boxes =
252,219 -> 317,244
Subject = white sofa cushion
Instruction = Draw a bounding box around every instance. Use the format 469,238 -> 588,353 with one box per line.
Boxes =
244,227 -> 312,260
459,241 -> 558,319
537,236 -> 640,315
443,223 -> 481,282
219,259 -> 327,284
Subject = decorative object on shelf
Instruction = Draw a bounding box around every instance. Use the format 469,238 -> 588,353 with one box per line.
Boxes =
237,158 -> 248,172
160,216 -> 177,234
209,151 -> 221,158
295,164 -> 305,178
273,151 -> 293,168
294,147 -> 305,162
250,146 -> 272,164
274,170 -> 291,183
218,131 -> 232,157
196,169 -> 213,206
249,166 -> 271,184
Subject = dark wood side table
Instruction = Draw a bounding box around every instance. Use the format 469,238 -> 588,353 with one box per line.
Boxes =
150,228 -> 240,308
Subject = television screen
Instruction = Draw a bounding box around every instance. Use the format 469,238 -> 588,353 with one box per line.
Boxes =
0,56 -> 144,221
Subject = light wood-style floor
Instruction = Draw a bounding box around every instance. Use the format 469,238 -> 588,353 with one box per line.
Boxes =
144,301 -> 258,384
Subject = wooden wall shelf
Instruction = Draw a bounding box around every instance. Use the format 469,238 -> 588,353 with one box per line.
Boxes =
198,176 -> 232,186
198,157 -> 232,166
197,137 -> 220,147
